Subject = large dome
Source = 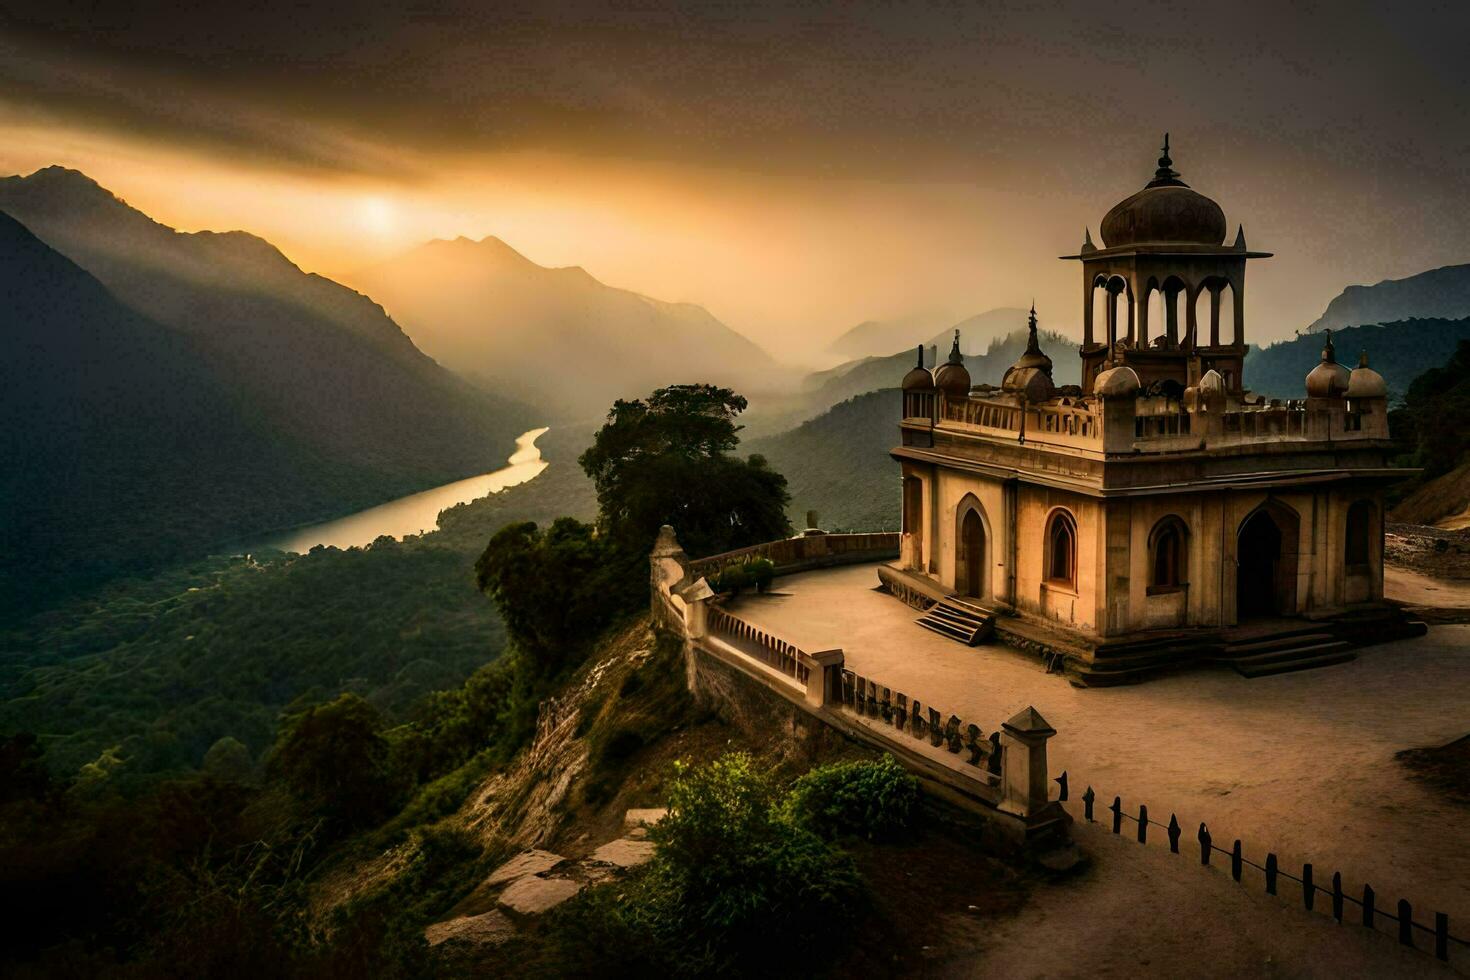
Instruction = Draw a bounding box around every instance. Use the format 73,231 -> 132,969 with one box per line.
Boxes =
1099,136 -> 1227,248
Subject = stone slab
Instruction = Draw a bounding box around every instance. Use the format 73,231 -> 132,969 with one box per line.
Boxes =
589,837 -> 656,868
424,909 -> 517,947
623,807 -> 668,831
497,876 -> 585,917
485,849 -> 565,887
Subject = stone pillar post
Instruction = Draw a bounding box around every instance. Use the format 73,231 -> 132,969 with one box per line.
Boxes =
804,649 -> 845,708
1185,286 -> 1199,351
1232,278 -> 1245,347
1137,285 -> 1149,349
1209,284 -> 1221,347
998,706 -> 1057,820
680,579 -> 714,639
1083,279 -> 1094,346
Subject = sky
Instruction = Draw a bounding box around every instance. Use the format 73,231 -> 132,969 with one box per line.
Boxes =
2,0 -> 1468,364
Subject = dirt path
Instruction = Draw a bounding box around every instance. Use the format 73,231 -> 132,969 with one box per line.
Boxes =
728,563 -> 1470,972
1387,565 -> 1470,609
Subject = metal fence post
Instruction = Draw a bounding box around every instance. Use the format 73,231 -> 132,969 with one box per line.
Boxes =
1137,804 -> 1148,844
1436,912 -> 1449,961
1231,840 -> 1243,882
1303,863 -> 1314,911
1056,770 -> 1068,802
1398,900 -> 1413,947
1167,814 -> 1180,853
1265,853 -> 1277,895
1082,786 -> 1095,821
1332,872 -> 1344,922
1111,796 -> 1122,834
1199,823 -> 1211,866
1363,885 -> 1375,929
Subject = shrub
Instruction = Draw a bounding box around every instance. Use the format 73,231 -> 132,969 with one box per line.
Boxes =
632,753 -> 866,975
746,556 -> 776,592
782,755 -> 919,842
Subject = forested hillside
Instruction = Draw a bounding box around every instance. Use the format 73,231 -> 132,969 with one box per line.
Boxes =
747,389 -> 900,532
0,168 -> 535,610
1244,317 -> 1470,401
1304,263 -> 1470,335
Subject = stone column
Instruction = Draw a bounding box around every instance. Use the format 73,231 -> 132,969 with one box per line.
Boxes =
998,706 -> 1057,820
1185,286 -> 1199,351
1232,278 -> 1246,347
1083,279 -> 1095,346
1137,285 -> 1150,349
804,649 -> 845,708
1209,283 -> 1221,347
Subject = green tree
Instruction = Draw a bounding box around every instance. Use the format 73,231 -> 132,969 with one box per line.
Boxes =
1392,339 -> 1470,480
266,693 -> 404,831
578,384 -> 792,556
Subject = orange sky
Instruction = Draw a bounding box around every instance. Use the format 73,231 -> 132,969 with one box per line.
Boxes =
3,2 -> 1468,365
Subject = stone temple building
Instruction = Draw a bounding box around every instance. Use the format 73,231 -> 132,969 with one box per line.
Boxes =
887,138 -> 1422,684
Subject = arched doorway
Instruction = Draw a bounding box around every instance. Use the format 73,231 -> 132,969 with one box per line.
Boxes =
954,497 -> 988,599
1236,502 -> 1299,619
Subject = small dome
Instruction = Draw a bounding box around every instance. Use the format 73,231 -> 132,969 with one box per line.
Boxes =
1305,330 -> 1351,398
1002,305 -> 1054,399
1094,365 -> 1141,399
1099,137 -> 1227,248
901,345 -> 934,390
934,330 -> 971,396
1346,351 -> 1387,399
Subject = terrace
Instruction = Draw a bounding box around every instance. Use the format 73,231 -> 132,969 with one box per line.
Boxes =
722,560 -> 1470,932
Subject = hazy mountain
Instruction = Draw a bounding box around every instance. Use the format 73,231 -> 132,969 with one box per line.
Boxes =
1244,318 -> 1470,402
746,389 -> 900,532
746,326 -> 1079,437
0,210 -> 303,610
353,236 -> 781,418
0,167 -> 534,518
826,308 -> 1027,360
1304,263 -> 1470,335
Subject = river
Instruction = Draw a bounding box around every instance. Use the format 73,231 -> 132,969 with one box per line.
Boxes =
250,426 -> 550,553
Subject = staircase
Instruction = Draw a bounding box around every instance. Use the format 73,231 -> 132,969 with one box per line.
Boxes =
1217,625 -> 1355,678
915,597 -> 995,646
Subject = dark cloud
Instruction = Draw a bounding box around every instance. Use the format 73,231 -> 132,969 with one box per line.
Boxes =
3,0 -> 1468,186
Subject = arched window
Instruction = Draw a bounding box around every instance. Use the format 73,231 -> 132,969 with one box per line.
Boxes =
1345,500 -> 1375,568
1045,510 -> 1077,588
1149,516 -> 1189,592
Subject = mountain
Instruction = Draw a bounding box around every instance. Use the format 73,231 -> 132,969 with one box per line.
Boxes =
0,168 -> 536,608
1304,264 -> 1470,335
0,210 -> 295,609
353,236 -> 782,418
1243,318 -> 1470,402
826,308 -> 1027,360
746,389 -> 901,532
746,326 -> 1080,437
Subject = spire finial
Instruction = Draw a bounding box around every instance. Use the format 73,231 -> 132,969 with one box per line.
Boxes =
915,343 -> 924,369
1358,350 -> 1369,368
1321,327 -> 1336,363
948,329 -> 962,364
1025,304 -> 1040,353
1147,131 -> 1185,188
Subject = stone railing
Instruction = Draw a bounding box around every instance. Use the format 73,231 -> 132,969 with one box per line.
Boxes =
651,524 -> 1067,844
689,531 -> 899,581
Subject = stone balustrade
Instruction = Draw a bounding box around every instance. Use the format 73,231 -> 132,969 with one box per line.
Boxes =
689,531 -> 899,581
652,524 -> 1068,843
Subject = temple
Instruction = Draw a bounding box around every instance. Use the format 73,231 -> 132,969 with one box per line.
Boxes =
888,137 -> 1423,683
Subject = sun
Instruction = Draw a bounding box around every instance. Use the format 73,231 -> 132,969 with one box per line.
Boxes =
356,195 -> 397,237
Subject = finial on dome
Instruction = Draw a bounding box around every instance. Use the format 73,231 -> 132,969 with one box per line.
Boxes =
1233,224 -> 1246,250
1322,328 -> 1336,363
1026,303 -> 1040,351
915,344 -> 924,368
1358,350 -> 1369,368
1146,131 -> 1186,188
948,329 -> 962,364
1081,227 -> 1096,253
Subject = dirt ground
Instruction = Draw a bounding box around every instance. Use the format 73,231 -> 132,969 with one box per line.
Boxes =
728,563 -> 1470,975
1388,523 -> 1470,581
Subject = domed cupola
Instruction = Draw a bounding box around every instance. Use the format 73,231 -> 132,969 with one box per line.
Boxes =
1346,351 -> 1387,399
1099,135 -> 1229,248
902,344 -> 935,390
933,330 -> 971,397
1305,329 -> 1352,398
1001,304 -> 1056,401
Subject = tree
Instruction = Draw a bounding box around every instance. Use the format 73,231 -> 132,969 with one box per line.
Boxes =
578,384 -> 792,557
266,693 -> 404,831
474,518 -> 643,677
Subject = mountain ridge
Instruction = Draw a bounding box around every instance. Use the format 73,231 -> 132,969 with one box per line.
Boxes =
1304,263 -> 1470,335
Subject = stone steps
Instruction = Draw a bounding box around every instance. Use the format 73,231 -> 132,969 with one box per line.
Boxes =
915,598 -> 995,646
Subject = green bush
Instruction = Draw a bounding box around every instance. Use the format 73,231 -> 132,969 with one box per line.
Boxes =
631,753 -> 866,975
782,754 -> 919,841
746,556 -> 776,593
